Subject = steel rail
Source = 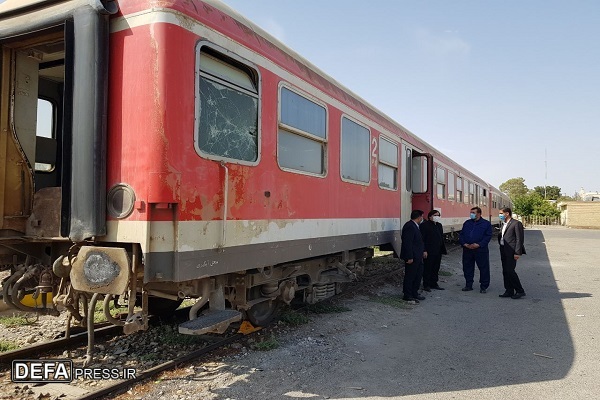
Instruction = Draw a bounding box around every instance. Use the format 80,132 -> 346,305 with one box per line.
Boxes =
75,333 -> 243,400
0,323 -> 120,364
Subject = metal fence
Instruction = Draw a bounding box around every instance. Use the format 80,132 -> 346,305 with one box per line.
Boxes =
521,215 -> 561,227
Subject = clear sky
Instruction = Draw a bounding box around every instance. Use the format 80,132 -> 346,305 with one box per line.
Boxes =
220,0 -> 600,197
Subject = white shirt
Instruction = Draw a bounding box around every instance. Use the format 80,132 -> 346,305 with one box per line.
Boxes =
500,219 -> 509,245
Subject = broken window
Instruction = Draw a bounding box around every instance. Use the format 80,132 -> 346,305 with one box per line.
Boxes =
196,47 -> 259,163
278,87 -> 326,175
341,117 -> 370,183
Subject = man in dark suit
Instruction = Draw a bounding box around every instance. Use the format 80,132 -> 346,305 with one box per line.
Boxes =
420,210 -> 447,291
400,210 -> 426,303
497,207 -> 526,299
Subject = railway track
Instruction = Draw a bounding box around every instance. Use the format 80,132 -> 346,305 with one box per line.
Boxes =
0,323 -> 120,365
1,253 -> 410,399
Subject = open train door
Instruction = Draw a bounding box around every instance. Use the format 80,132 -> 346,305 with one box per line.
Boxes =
400,143 -> 432,224
0,0 -> 117,242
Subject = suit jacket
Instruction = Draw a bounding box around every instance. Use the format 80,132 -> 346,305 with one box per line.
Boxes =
400,220 -> 425,262
498,218 -> 526,256
420,220 -> 447,255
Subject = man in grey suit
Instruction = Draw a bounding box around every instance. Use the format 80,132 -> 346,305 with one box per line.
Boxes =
497,207 -> 526,299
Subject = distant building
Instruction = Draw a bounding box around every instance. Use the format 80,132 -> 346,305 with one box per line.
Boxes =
558,201 -> 600,229
579,188 -> 600,202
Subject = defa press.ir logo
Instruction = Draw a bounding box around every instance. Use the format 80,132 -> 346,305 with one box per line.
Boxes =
11,360 -> 136,383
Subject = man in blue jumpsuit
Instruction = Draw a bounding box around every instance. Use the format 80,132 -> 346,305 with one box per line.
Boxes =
459,207 -> 493,293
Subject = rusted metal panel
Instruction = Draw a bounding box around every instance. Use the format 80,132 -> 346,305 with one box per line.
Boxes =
70,246 -> 131,294
26,187 -> 62,237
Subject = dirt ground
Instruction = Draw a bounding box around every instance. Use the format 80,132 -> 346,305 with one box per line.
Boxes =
114,226 -> 600,400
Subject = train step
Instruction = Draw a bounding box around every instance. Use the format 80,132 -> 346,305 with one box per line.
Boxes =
178,309 -> 242,335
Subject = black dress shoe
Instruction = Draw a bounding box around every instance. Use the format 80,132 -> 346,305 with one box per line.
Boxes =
511,292 -> 526,299
461,287 -> 473,291
431,285 -> 445,290
403,297 -> 415,302
480,289 -> 487,294
415,295 -> 426,300
499,292 -> 513,298
423,287 -> 432,292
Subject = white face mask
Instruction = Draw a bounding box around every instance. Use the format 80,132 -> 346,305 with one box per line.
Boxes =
433,216 -> 441,224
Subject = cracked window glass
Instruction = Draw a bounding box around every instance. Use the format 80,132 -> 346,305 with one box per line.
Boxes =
197,48 -> 258,162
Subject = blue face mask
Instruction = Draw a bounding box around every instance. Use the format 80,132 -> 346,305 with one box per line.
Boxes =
499,214 -> 505,222
470,213 -> 476,220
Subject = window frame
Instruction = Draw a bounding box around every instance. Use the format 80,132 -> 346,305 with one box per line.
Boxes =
378,135 -> 398,191
448,171 -> 455,201
340,114 -> 371,186
456,177 -> 463,203
436,166 -> 446,200
277,82 -> 328,178
35,97 -> 57,173
193,41 -> 262,166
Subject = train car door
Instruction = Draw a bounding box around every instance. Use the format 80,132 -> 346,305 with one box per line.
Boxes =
400,143 -> 431,224
0,1 -> 116,241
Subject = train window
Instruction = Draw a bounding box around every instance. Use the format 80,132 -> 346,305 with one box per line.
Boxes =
436,166 -> 446,199
412,155 -> 428,193
341,117 -> 370,184
378,137 -> 398,190
456,177 -> 463,203
196,46 -> 259,163
405,148 -> 412,191
278,86 -> 327,175
448,172 -> 455,201
469,182 -> 475,204
35,98 -> 56,172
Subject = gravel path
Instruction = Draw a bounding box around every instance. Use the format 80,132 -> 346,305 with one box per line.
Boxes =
120,227 -> 600,400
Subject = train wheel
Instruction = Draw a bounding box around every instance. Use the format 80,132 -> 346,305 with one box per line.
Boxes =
246,299 -> 282,327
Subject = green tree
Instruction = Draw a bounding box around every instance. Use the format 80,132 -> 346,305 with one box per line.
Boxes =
499,177 -> 529,200
513,192 -> 560,217
533,185 -> 561,200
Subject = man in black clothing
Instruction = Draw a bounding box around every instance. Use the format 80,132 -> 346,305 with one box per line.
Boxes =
497,207 -> 526,299
420,210 -> 447,291
400,210 -> 426,303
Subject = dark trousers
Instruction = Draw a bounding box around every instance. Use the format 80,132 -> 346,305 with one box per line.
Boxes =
423,252 -> 442,288
462,248 -> 490,290
500,246 -> 524,294
403,259 -> 424,298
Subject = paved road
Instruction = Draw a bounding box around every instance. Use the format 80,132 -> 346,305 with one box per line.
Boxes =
141,226 -> 600,400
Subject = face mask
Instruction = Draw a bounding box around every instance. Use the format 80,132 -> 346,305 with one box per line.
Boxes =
470,213 -> 476,220
433,216 -> 441,224
499,214 -> 505,222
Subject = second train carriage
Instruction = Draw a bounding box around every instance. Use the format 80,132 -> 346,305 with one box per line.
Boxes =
0,0 -> 510,335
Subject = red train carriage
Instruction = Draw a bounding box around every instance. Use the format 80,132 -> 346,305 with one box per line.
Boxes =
0,0 -> 504,337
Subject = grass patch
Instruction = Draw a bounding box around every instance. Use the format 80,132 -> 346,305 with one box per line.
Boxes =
0,314 -> 31,327
279,309 -> 310,326
439,270 -> 452,277
178,298 -> 196,309
254,335 -> 279,351
307,302 -> 351,314
0,340 -> 19,352
371,295 -> 415,309
93,300 -> 120,323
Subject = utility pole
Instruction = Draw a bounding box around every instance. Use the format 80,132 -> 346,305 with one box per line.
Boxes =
544,148 -> 547,199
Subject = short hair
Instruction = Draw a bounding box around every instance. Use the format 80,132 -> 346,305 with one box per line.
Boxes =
410,210 -> 424,220
501,207 -> 512,215
428,210 -> 440,218
470,207 -> 482,214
